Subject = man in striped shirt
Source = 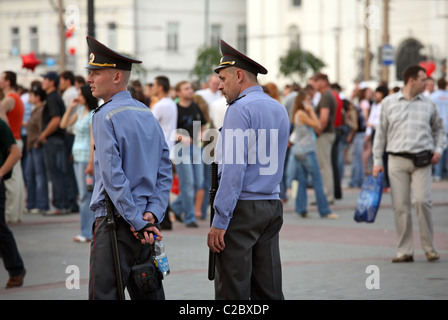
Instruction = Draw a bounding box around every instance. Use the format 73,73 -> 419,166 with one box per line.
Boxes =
372,65 -> 447,263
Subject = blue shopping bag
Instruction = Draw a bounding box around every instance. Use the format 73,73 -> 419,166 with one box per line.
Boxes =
354,172 -> 383,223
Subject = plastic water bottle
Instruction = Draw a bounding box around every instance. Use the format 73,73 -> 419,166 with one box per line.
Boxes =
153,235 -> 170,276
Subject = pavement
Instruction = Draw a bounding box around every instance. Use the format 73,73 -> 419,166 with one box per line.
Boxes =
1,176 -> 447,301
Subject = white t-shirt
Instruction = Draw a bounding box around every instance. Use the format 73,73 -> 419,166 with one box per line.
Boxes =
151,97 -> 178,158
209,96 -> 228,129
196,88 -> 222,108
62,86 -> 79,134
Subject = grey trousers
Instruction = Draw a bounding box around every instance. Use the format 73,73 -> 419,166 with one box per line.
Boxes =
214,199 -> 284,300
388,155 -> 436,256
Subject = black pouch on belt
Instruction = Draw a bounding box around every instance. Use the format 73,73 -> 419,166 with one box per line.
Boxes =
132,261 -> 160,294
412,150 -> 433,167
131,244 -> 163,295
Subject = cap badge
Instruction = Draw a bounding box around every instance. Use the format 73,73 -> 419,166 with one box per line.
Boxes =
219,61 -> 236,67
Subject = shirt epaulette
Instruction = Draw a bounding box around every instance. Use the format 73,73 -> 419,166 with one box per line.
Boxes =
93,99 -> 113,114
227,94 -> 246,106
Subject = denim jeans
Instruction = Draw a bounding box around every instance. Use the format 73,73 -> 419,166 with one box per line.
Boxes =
171,144 -> 204,224
286,151 -> 331,217
66,133 -> 79,212
349,132 -> 365,187
201,161 -> 210,220
279,147 -> 290,201
297,151 -> 332,216
43,136 -> 69,210
25,147 -> 49,210
74,162 -> 95,239
433,134 -> 448,179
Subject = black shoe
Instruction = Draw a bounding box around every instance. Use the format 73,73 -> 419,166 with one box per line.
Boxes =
160,218 -> 172,230
186,222 -> 198,228
174,214 -> 183,223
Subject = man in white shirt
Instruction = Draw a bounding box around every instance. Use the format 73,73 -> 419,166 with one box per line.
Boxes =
151,75 -> 178,155
59,70 -> 79,213
151,75 -> 177,230
209,96 -> 227,130
195,74 -> 222,109
373,65 -> 446,263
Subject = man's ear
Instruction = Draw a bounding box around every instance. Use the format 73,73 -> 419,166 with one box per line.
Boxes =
115,71 -> 122,83
236,69 -> 244,83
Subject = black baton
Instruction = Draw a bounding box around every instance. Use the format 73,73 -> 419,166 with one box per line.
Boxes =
104,191 -> 126,300
208,162 -> 218,281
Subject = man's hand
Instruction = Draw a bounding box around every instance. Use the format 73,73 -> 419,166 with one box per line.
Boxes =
130,211 -> 162,245
207,226 -> 226,253
372,165 -> 384,178
431,151 -> 441,164
38,132 -> 47,144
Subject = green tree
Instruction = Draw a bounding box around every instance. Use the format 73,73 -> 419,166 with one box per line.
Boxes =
279,48 -> 326,83
190,45 -> 222,84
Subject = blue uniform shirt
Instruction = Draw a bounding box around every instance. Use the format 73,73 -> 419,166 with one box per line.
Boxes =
212,85 -> 289,230
90,90 -> 172,231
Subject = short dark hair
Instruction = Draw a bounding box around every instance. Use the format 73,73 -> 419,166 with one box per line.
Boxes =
375,85 -> 389,98
437,77 -> 447,90
31,83 -> 46,101
312,72 -> 329,83
155,76 -> 170,93
3,71 -> 17,88
75,75 -> 86,85
60,70 -> 75,85
402,65 -> 426,84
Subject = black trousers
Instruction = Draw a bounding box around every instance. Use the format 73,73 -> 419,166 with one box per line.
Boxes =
214,199 -> 284,300
89,215 -> 165,300
0,181 -> 25,277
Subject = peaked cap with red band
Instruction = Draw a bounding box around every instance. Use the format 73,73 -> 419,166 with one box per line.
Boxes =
214,39 -> 267,76
85,36 -> 142,71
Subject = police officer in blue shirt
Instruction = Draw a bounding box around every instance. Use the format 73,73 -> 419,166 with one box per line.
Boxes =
207,40 -> 289,299
85,36 -> 172,300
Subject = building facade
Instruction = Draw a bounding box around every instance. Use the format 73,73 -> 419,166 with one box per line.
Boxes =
247,0 -> 448,91
1,0 -> 447,93
0,0 -> 247,86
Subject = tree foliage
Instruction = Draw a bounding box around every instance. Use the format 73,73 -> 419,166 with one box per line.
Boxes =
279,48 -> 326,83
190,45 -> 222,84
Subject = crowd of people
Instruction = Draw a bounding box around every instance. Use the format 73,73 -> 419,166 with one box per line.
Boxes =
0,31 -> 447,297
1,68 -> 447,232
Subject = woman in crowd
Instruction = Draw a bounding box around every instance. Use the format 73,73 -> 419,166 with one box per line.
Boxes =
60,84 -> 97,242
349,88 -> 370,187
365,85 -> 390,190
286,89 -> 338,219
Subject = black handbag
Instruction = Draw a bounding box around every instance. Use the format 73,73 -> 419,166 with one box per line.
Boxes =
412,150 -> 433,167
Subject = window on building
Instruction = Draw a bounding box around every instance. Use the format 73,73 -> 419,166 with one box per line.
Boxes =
237,24 -> 247,54
167,22 -> 179,52
107,22 -> 118,50
210,24 -> 221,49
11,27 -> 20,56
288,25 -> 301,49
30,26 -> 39,53
292,0 -> 302,7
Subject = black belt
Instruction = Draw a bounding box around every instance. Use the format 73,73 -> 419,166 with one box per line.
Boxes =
389,152 -> 415,159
